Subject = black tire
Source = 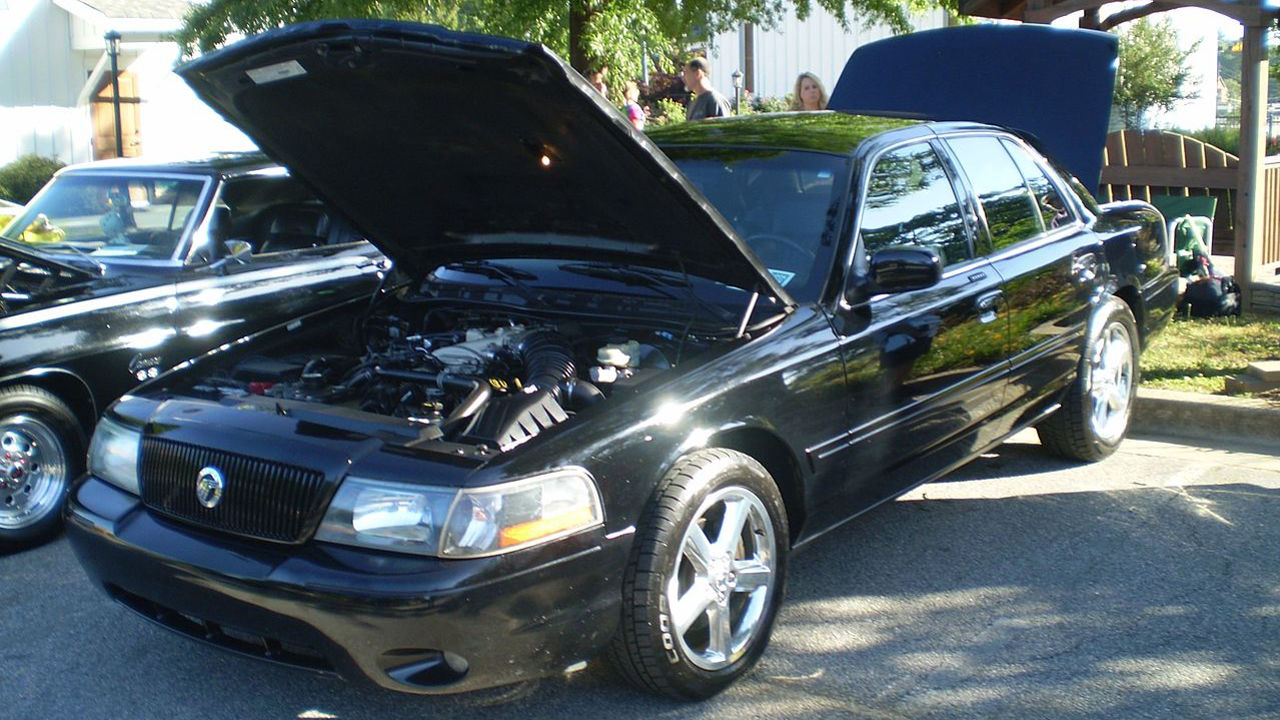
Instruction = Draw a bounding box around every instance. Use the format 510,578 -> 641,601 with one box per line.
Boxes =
610,448 -> 789,699
0,385 -> 85,547
1037,297 -> 1140,461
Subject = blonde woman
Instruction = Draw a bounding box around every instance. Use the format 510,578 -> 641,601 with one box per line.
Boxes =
790,72 -> 828,111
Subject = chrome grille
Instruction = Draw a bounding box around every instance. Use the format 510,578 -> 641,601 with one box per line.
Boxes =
140,437 -> 327,543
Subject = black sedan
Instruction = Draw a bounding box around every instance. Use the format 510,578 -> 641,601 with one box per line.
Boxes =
66,21 -> 1176,700
0,154 -> 385,544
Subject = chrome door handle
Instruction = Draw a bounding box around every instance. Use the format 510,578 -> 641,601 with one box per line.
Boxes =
976,290 -> 1002,324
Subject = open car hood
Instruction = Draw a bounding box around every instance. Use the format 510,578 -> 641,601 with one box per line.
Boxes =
828,25 -> 1117,193
178,20 -> 789,301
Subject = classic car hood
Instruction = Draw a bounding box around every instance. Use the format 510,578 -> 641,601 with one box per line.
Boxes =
828,25 -> 1117,193
178,20 -> 789,301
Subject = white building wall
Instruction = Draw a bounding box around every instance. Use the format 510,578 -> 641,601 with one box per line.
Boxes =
0,1 -> 254,167
0,0 -> 96,164
708,7 -> 951,104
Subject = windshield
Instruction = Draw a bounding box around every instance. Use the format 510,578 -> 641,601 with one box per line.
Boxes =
664,148 -> 851,303
0,173 -> 208,260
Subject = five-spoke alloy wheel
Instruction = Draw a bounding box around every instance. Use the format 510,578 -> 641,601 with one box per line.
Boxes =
612,448 -> 788,699
1037,297 -> 1140,461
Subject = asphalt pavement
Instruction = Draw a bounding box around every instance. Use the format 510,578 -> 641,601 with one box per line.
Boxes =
3,421 -> 1278,720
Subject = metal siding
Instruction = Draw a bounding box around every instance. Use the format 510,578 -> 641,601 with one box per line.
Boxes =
711,9 -> 949,105
0,0 -> 96,164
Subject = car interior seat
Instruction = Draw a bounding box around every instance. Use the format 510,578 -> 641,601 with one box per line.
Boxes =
254,203 -> 331,253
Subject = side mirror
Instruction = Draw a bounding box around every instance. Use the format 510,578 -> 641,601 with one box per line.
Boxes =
869,245 -> 943,294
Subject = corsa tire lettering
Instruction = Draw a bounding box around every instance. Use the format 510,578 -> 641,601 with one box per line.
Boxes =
658,598 -> 679,664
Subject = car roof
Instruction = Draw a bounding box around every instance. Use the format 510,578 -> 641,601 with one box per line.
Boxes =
59,151 -> 274,177
646,111 -> 923,156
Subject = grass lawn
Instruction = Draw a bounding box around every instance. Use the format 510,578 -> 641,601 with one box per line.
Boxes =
1141,313 -> 1280,397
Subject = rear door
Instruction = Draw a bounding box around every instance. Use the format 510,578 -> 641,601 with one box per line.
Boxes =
939,132 -> 1104,429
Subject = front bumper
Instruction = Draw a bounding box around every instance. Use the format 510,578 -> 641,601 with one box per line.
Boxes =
65,475 -> 629,694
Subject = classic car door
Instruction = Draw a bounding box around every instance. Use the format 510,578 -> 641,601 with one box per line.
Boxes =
939,133 -> 1103,430
812,139 -> 1012,522
170,229 -> 383,367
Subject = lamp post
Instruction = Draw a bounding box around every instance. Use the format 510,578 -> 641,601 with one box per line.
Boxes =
104,30 -> 123,158
731,69 -> 743,114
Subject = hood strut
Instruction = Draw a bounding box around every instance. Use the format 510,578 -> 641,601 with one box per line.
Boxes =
736,292 -> 760,339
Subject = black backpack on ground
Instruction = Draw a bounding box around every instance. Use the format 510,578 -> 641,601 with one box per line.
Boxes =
1180,275 -> 1242,318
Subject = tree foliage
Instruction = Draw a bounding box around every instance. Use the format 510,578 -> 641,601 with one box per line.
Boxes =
1112,18 -> 1197,129
177,0 -> 952,102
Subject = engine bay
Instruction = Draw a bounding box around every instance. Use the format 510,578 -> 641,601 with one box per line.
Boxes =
189,299 -> 707,452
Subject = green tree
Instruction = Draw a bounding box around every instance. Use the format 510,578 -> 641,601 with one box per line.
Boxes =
177,0 -> 952,101
1112,18 -> 1197,129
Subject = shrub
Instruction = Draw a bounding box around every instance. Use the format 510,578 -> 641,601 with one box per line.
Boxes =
649,98 -> 686,126
753,95 -> 790,114
0,155 -> 64,204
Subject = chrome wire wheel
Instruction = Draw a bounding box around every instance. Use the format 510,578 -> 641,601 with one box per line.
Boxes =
1087,321 -> 1135,445
665,485 -> 777,671
0,415 -> 68,530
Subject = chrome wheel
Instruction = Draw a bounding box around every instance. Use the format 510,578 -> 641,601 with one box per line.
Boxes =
666,485 -> 777,671
0,416 -> 69,530
1087,321 -> 1135,445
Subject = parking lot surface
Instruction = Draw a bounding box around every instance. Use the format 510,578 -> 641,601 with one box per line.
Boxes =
3,431 -> 1277,720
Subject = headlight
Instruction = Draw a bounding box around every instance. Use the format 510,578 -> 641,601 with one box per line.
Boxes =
315,468 -> 603,558
315,478 -> 457,555
441,468 -> 602,558
88,417 -> 141,495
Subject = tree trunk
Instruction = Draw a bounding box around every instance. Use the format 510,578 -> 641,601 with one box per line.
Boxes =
569,0 -> 590,73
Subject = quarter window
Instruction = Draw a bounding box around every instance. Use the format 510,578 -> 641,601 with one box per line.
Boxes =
1001,138 -> 1074,231
948,135 -> 1042,251
859,143 -> 971,267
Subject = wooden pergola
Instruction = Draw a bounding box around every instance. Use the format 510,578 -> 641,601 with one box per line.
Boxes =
960,0 -> 1279,310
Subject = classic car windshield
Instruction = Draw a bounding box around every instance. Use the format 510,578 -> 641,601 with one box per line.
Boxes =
666,148 -> 851,303
0,174 -> 208,260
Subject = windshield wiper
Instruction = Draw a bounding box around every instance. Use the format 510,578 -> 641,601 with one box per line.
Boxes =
0,237 -> 99,278
559,262 -> 738,326
34,243 -> 107,275
436,260 -> 542,304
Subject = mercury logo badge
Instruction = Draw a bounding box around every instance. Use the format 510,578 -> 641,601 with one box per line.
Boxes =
195,466 -> 225,509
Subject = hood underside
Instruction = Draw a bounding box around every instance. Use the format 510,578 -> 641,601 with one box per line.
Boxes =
178,20 -> 790,301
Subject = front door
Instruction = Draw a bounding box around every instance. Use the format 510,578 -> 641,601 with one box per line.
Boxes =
91,71 -> 142,159
814,140 -> 1011,522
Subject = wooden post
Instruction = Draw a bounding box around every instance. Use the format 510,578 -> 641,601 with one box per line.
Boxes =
1235,22 -> 1268,311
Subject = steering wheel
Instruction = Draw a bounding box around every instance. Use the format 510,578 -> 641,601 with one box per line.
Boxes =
744,233 -> 816,265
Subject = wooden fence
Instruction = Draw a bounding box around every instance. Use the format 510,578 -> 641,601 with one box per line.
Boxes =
1098,129 -> 1280,269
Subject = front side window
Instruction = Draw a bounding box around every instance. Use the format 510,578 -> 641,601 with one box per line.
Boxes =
858,143 -> 971,266
947,135 -> 1042,252
1,174 -> 207,260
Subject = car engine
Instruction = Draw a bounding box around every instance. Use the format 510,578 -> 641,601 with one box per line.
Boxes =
192,306 -> 688,452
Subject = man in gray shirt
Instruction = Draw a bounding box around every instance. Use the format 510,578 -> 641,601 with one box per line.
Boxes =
682,57 -> 732,121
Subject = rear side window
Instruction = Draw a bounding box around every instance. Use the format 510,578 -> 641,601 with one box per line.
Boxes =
859,143 -> 971,267
948,135 -> 1042,251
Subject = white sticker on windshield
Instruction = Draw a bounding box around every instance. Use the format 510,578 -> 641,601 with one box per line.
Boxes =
246,60 -> 307,85
768,269 -> 796,286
